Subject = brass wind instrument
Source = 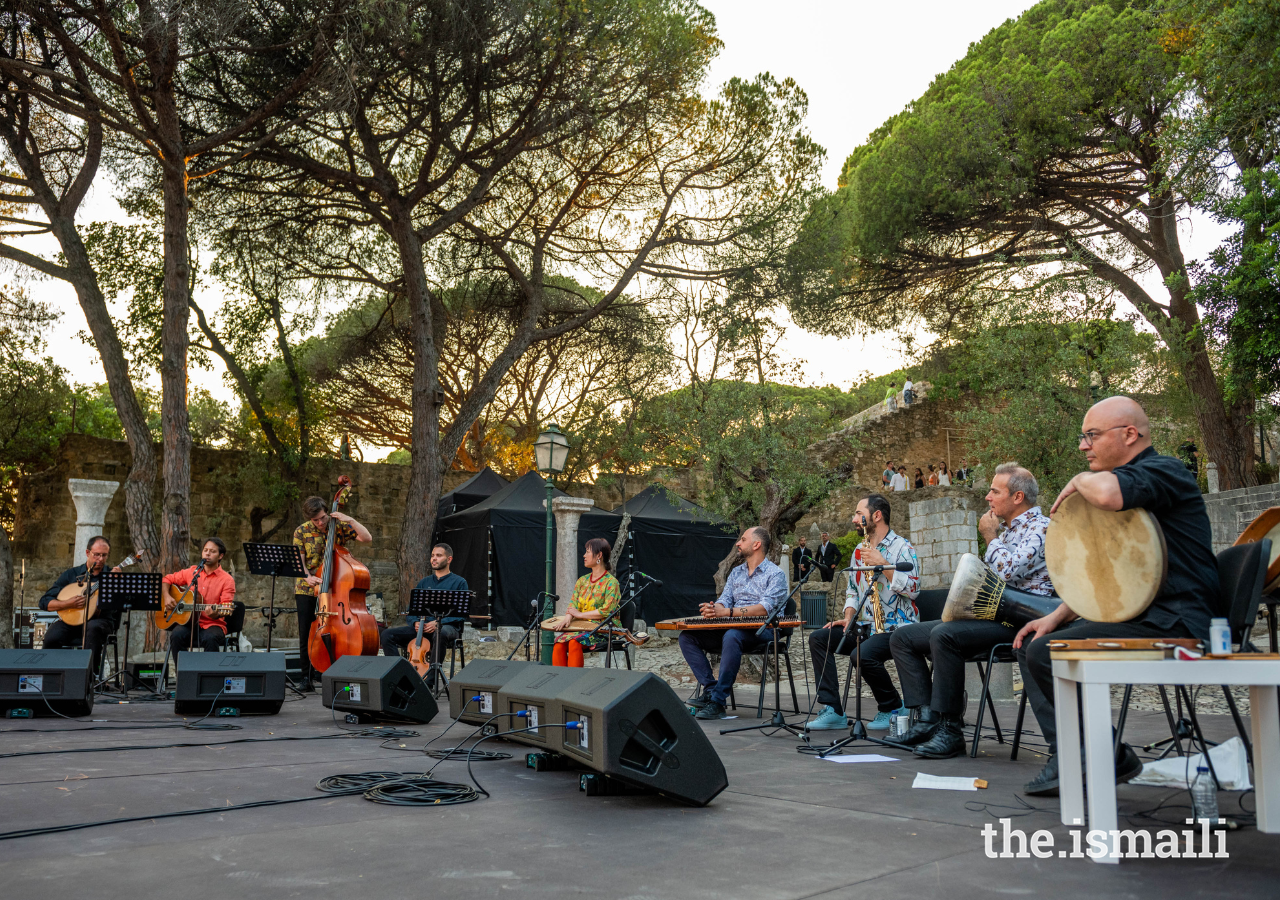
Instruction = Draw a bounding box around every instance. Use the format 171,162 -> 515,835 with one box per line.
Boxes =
857,536 -> 886,633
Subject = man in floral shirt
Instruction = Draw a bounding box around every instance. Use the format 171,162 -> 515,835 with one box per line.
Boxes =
890,463 -> 1055,759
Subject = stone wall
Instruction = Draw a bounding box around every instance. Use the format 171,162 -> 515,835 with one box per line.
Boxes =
10,435 -> 678,643
908,495 -> 984,590
1203,482 -> 1280,553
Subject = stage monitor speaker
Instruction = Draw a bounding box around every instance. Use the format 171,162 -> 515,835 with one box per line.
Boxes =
0,649 -> 94,717
555,669 -> 728,807
447,659 -> 537,725
174,651 -> 286,716
490,666 -> 588,748
322,655 -> 437,724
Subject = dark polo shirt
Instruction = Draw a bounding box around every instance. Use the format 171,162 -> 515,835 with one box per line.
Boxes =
1113,446 -> 1218,639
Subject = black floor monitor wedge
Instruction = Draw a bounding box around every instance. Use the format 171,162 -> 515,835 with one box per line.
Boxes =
554,669 -> 728,807
447,659 -> 537,725
174,651 -> 286,716
0,649 -> 94,717
322,655 -> 438,724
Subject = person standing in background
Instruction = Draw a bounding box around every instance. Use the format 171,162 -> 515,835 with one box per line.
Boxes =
903,378 -> 914,406
891,467 -> 908,492
938,463 -> 952,486
884,382 -> 898,411
913,468 -> 925,490
927,465 -> 939,486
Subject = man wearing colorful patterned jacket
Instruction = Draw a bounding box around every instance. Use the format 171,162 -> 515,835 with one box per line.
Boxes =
890,463 -> 1054,759
804,494 -> 920,732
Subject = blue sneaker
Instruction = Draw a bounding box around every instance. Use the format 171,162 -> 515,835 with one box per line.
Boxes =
867,708 -> 905,730
805,705 -> 849,731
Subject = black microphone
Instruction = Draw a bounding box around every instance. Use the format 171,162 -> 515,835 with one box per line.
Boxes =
894,561 -> 914,572
635,571 -> 663,586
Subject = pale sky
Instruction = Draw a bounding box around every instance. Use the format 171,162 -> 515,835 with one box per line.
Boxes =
26,0 -> 1233,405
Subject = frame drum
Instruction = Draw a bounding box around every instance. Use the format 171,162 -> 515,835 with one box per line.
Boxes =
1045,492 -> 1167,623
1234,507 -> 1280,593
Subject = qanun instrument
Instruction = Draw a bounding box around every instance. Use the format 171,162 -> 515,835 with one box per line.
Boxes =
1045,492 -> 1166,623
540,615 -> 650,645
655,615 -> 803,631
1235,506 -> 1280,593
942,553 -> 1061,629
1047,637 -> 1203,660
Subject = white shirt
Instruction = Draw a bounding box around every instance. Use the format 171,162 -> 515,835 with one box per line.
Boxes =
903,380 -> 913,391
938,472 -> 950,485
890,473 -> 908,491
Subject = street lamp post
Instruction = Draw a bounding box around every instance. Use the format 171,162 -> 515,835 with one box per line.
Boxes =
533,424 -> 570,664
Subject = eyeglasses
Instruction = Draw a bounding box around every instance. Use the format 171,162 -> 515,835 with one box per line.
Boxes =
1078,425 -> 1142,447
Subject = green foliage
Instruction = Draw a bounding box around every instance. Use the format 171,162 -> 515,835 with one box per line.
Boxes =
833,529 -> 861,568
1192,168 -> 1280,402
929,290 -> 1197,497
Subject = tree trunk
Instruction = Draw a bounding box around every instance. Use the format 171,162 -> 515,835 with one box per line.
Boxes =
391,213 -> 444,611
159,164 -> 193,573
53,223 -> 161,565
0,527 -> 12,650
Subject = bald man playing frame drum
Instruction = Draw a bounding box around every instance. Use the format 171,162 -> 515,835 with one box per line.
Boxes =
1013,396 -> 1220,796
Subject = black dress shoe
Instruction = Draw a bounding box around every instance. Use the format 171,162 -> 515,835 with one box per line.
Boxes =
1115,742 -> 1143,784
1024,755 -> 1060,796
686,693 -> 712,710
896,707 -> 940,746
913,715 -> 966,759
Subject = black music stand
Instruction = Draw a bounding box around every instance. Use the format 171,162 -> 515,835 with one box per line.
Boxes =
242,542 -> 309,652
407,589 -> 475,695
95,572 -> 163,693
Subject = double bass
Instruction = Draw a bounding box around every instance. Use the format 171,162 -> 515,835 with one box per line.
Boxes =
306,476 -> 379,671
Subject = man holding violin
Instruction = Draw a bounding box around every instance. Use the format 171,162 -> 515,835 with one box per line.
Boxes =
161,538 -> 237,653
38,535 -> 121,675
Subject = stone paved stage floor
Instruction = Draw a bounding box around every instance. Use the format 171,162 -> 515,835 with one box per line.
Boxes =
1,687 -> 1277,899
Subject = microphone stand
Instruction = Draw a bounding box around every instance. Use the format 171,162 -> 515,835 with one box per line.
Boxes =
817,563 -> 913,757
720,579 -> 808,738
579,577 -> 656,669
508,592 -> 557,662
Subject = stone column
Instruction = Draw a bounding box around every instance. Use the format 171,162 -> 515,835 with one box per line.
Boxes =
67,479 -> 119,563
1206,461 -> 1219,494
908,495 -> 980,590
552,496 -> 596,615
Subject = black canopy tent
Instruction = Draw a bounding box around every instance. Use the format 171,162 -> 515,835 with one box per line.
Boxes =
436,466 -> 508,521
436,470 -> 628,626
612,485 -> 737,624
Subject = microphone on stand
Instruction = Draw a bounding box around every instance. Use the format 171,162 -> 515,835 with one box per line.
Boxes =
635,571 -> 663,586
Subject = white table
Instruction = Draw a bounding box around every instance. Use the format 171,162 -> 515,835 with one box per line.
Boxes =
1052,657 -> 1280,864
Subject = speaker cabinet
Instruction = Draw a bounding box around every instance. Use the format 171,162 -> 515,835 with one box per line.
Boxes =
322,655 -> 437,724
447,659 -> 537,725
174,651 -> 286,716
504,667 -> 728,807
0,649 -> 94,717
488,666 -> 587,747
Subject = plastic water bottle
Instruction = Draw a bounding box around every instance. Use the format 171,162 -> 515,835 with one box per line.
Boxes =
1209,618 -> 1231,655
1190,766 -> 1218,823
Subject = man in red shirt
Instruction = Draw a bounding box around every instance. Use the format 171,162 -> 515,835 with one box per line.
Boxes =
163,538 -> 237,653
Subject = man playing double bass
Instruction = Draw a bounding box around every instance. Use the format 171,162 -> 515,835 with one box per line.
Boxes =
1014,396 -> 1219,796
293,496 -> 372,691
890,464 -> 1053,759
38,536 -> 121,675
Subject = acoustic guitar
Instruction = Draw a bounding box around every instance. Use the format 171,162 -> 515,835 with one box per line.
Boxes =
154,581 -> 233,630
54,550 -> 147,626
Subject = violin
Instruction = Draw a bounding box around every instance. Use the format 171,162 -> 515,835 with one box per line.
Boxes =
306,475 -> 378,672
406,618 -> 432,681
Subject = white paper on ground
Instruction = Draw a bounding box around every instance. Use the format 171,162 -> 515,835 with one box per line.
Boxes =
912,772 -> 980,791
818,754 -> 899,763
1128,735 -> 1252,790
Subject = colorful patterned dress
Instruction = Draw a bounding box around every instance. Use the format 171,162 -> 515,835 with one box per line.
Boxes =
557,572 -> 621,647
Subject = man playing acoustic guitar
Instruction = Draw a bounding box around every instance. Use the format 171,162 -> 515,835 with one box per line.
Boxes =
163,538 -> 237,653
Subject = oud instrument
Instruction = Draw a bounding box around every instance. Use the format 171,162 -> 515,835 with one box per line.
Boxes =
54,550 -> 147,626
541,615 -> 650,645
655,615 -> 802,631
1044,493 -> 1166,623
307,475 -> 378,673
154,580 -> 233,630
942,553 -> 1061,629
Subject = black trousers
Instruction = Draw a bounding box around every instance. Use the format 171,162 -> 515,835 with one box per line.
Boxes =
808,626 -> 901,714
169,624 -> 226,653
295,593 -> 317,679
43,617 -> 116,675
1019,618 -> 1193,754
890,620 -> 1015,716
380,623 -> 460,669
